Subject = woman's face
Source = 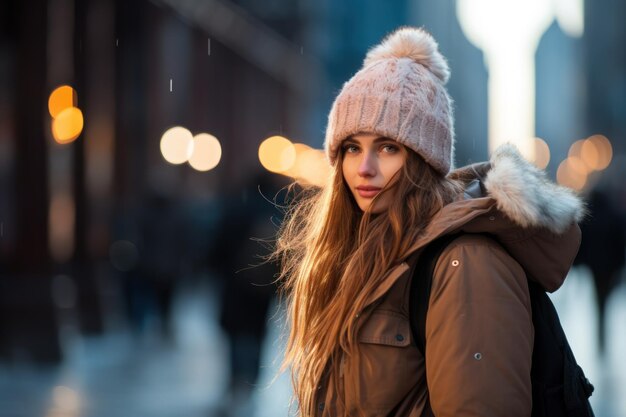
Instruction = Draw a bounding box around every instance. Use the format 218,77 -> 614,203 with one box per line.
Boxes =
341,133 -> 407,214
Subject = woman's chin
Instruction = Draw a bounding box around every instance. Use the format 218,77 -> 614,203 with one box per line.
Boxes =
362,203 -> 386,215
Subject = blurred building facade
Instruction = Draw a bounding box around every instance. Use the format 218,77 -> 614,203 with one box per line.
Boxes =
0,0 -> 318,363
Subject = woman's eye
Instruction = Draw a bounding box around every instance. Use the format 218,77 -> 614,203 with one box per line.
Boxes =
381,144 -> 399,153
343,144 -> 359,153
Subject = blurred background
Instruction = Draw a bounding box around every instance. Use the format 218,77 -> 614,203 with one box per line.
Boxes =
0,0 -> 625,416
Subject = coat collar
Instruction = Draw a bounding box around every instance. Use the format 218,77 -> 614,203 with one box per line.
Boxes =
364,144 -> 585,308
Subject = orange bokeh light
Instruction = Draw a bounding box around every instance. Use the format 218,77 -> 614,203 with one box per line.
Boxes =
283,143 -> 313,179
48,85 -> 77,118
296,148 -> 331,187
51,107 -> 84,144
586,135 -> 612,170
557,158 -> 587,191
568,139 -> 585,159
279,143 -> 331,186
258,136 -> 296,173
580,140 -> 600,170
568,135 -> 613,173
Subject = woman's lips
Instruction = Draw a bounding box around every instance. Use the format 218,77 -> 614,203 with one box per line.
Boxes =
356,186 -> 382,198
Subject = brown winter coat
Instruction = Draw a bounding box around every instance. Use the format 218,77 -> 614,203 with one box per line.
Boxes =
316,145 -> 584,417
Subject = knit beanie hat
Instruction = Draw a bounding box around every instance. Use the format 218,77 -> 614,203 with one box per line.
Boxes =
324,27 -> 455,176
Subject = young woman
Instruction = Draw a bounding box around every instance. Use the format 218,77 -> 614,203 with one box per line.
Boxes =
274,27 -> 584,417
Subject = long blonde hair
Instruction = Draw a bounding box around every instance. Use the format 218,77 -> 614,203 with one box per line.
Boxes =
274,147 -> 462,416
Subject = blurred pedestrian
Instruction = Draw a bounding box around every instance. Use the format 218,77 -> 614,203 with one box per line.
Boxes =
210,170 -> 282,415
138,191 -> 184,340
272,27 -> 585,416
575,188 -> 626,353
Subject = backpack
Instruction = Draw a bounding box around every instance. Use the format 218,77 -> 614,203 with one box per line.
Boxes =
408,233 -> 595,417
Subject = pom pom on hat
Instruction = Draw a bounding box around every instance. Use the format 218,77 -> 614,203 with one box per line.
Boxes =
364,27 -> 450,84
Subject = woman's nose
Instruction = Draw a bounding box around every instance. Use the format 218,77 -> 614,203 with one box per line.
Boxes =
357,152 -> 377,177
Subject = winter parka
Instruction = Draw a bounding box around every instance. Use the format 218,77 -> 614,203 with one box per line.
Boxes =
315,144 -> 585,417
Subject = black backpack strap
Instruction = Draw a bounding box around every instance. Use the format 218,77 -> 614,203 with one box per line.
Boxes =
528,279 -> 595,417
408,233 -> 462,356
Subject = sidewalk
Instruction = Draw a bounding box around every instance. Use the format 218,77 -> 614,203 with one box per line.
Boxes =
0,277 -> 292,417
0,268 -> 623,417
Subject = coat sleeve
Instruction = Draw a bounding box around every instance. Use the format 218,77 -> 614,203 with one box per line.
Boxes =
425,234 -> 533,417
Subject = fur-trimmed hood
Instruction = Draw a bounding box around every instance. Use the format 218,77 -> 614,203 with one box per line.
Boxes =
480,144 -> 584,234
406,144 -> 584,292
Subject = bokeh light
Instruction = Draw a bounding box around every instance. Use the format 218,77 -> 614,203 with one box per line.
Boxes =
568,139 -> 585,159
294,148 -> 330,187
567,140 -> 593,175
48,85 -> 77,118
566,155 -> 588,176
160,126 -> 194,165
531,137 -> 550,169
276,142 -> 331,186
585,134 -> 612,170
283,143 -> 313,179
188,133 -> 222,172
567,135 -> 612,174
580,139 -> 599,170
258,136 -> 296,173
51,107 -> 84,144
557,158 -> 587,191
